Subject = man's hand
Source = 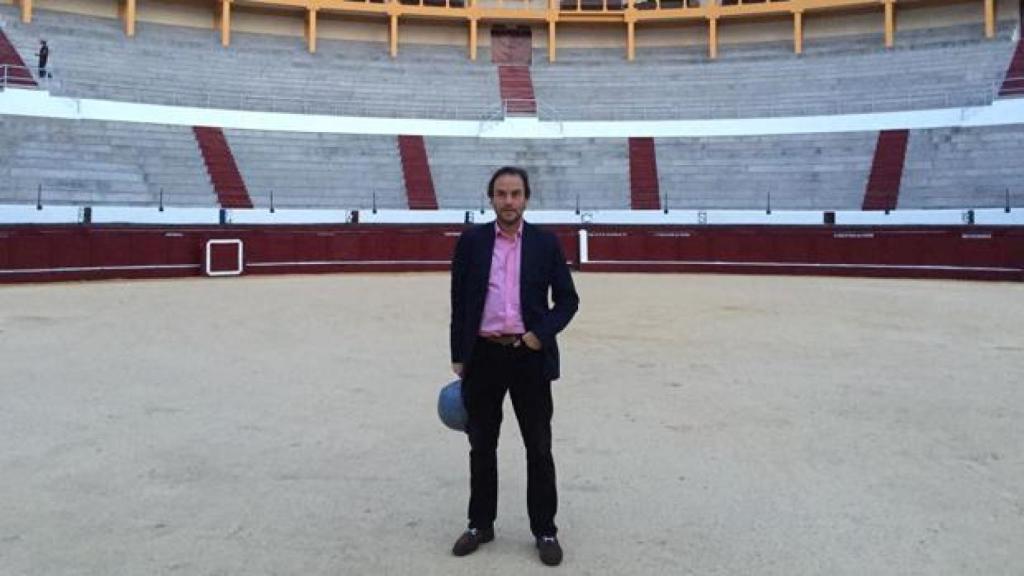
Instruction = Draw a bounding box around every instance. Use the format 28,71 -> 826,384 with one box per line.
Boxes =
452,363 -> 464,378
522,332 -> 543,351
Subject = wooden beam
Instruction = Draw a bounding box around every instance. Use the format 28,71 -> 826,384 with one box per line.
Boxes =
306,8 -> 317,54
221,0 -> 232,47
793,10 -> 802,55
884,0 -> 894,48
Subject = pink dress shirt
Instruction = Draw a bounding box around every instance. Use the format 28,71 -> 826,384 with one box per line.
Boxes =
478,221 -> 525,336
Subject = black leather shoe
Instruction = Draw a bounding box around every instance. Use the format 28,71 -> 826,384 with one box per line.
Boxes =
536,535 -> 563,566
452,527 -> 494,557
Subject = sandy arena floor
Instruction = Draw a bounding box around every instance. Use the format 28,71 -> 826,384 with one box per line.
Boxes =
1,272 -> 1022,576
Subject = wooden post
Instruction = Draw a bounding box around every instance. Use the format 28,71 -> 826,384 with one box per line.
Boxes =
469,19 -> 478,61
549,20 -> 557,63
627,20 -> 635,61
708,17 -> 717,60
884,0 -> 895,48
20,0 -> 32,24
390,15 -> 398,58
307,8 -> 317,54
984,0 -> 995,39
793,10 -> 803,55
221,0 -> 232,47
125,0 -> 136,37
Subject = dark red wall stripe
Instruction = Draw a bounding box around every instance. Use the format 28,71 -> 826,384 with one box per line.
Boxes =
629,137 -> 661,210
863,130 -> 909,211
193,127 -> 252,209
397,135 -> 439,210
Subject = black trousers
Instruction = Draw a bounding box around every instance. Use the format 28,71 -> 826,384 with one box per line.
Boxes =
462,337 -> 557,538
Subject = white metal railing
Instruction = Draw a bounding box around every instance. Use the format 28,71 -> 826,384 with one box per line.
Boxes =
999,75 -> 1024,97
2,184 -> 1019,216
0,64 -> 42,90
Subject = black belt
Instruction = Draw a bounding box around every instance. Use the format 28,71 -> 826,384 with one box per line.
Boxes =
481,334 -> 524,347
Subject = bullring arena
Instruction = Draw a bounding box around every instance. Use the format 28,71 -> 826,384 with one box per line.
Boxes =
1,272 -> 1022,574
1,0 -> 1023,573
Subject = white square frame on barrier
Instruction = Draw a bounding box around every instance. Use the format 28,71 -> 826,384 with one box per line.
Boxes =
205,239 -> 244,277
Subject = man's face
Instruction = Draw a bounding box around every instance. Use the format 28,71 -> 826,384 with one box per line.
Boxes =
490,174 -> 528,228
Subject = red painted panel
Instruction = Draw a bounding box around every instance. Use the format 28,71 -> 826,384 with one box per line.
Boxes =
47,230 -> 91,268
0,231 -> 9,268
291,232 -> 329,263
208,242 -> 241,274
9,233 -> 50,269
356,230 -> 394,261
89,233 -> 133,267
773,231 -> 814,263
164,233 -> 201,265
258,231 -> 298,263
677,232 -> 710,262
325,233 -> 352,261
1,224 -> 1022,284
133,232 -> 170,266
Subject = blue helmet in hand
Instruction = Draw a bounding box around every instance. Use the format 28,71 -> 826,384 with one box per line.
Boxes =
438,379 -> 467,432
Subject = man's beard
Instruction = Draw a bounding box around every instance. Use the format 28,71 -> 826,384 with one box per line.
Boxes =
498,208 -> 521,224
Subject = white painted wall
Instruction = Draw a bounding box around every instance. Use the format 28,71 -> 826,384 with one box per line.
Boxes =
4,88 -> 1024,139
6,204 -> 1020,227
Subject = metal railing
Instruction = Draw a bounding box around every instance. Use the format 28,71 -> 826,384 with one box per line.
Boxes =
0,64 -> 42,90
3,188 -> 1018,219
999,75 -> 1024,97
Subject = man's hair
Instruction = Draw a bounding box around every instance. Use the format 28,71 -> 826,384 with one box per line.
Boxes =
487,166 -> 531,199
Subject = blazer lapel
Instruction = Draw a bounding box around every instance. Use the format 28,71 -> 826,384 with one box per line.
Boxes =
477,222 -> 497,295
519,221 -> 532,307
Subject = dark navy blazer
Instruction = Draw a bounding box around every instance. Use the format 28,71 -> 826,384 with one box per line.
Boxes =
450,221 -> 579,381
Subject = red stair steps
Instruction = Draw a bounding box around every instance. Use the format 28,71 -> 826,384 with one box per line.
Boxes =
398,135 -> 438,210
491,26 -> 536,116
193,126 -> 252,209
629,137 -> 661,210
0,29 -> 37,88
862,129 -> 909,211
498,66 -> 537,116
999,41 -> 1024,97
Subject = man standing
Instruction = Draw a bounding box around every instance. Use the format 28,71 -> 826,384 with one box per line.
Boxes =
449,166 -> 579,566
35,40 -> 49,79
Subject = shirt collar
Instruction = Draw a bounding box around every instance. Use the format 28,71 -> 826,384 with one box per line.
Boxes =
494,220 -> 523,240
